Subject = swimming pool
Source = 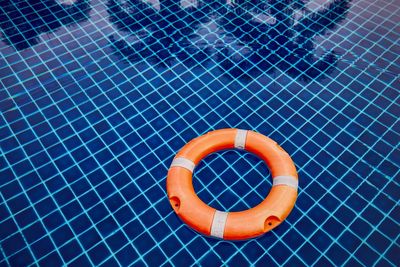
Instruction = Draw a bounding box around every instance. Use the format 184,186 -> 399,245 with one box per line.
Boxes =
0,0 -> 399,266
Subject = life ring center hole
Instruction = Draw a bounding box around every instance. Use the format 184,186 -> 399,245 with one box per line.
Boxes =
193,150 -> 272,212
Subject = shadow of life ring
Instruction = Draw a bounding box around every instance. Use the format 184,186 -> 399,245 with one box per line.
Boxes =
167,129 -> 298,240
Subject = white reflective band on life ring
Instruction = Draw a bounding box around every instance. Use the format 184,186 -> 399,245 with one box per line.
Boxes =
170,157 -> 195,173
272,176 -> 298,189
234,129 -> 248,149
210,210 -> 228,238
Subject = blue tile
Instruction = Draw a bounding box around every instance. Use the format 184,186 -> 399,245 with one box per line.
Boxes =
367,231 -> 391,254
385,245 -> 400,266
30,152 -> 50,168
97,216 -> 119,238
297,242 -> 320,265
344,257 -> 364,267
2,232 -> 26,256
31,236 -> 55,259
8,194 -> 30,214
325,244 -> 350,266
79,228 -> 102,251
69,255 -> 92,266
373,194 -> 396,214
115,245 -> 139,266
285,255 -> 306,267
322,217 -> 344,238
115,122 -> 134,138
242,242 -> 265,262
143,248 -> 167,266
140,209 -> 161,229
87,203 -> 108,224
361,206 -> 384,226
349,218 -> 373,239
126,162 -> 146,181
314,256 -> 334,267
123,219 -> 145,241
69,178 -> 90,196
310,230 -> 332,252
40,133 -> 59,149
133,232 -> 156,255
106,231 -> 128,252
104,194 -> 125,214
33,122 -> 52,137
374,258 -> 394,267
159,235 -> 182,258
226,252 -> 251,266
96,180 -> 116,199
38,251 -> 63,266
268,242 -> 293,265
102,131 -> 119,146
51,225 -> 74,247
172,249 -> 195,266
79,157 -> 99,175
45,175 -> 66,192
114,205 -> 135,225
55,125 -> 75,140
103,160 -> 123,177
379,160 -> 398,177
64,137 -> 83,153
43,210 -> 65,231
345,193 -> 368,213
47,143 -> 67,160
54,187 -> 75,206
109,140 -> 128,156
0,181 -> 22,200
8,249 -> 34,267
54,155 -> 75,172
101,257 -> 120,266
23,140 -> 43,155
184,237 -> 209,259
295,193 -> 314,212
68,210 -> 90,234
62,166 -> 84,185
354,244 -> 380,266
84,169 -> 106,188
88,243 -> 110,265
339,230 -> 362,252
130,195 -> 151,215
14,207 -> 37,228
13,160 -> 34,177
282,229 -> 306,251
0,204 -> 9,222
378,218 -> 398,239
59,239 -> 83,263
23,221 -> 46,243
200,250 -> 224,267
36,162 -> 58,179
79,190 -> 100,209
5,148 -> 25,165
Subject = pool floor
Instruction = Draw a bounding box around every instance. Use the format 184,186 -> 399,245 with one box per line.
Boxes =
0,0 -> 399,266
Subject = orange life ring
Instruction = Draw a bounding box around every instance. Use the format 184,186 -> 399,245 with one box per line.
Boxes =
166,129 -> 298,240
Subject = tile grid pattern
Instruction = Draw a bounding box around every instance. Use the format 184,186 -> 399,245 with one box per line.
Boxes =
0,0 -> 399,266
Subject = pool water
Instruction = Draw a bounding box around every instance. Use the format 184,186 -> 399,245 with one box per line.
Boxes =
0,0 -> 399,266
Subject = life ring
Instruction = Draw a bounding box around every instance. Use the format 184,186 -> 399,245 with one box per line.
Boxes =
166,129 -> 298,240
